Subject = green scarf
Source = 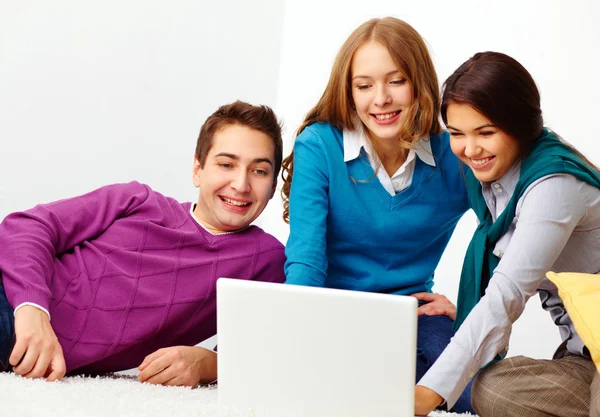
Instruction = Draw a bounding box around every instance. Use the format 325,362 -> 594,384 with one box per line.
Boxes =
454,129 -> 600,330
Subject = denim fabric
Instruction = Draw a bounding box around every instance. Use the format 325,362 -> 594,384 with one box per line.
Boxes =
0,277 -> 15,372
417,312 -> 474,414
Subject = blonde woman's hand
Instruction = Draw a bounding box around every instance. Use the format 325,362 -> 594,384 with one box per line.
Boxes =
410,292 -> 456,320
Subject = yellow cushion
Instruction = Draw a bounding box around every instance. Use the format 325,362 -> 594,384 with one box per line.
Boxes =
546,271 -> 600,369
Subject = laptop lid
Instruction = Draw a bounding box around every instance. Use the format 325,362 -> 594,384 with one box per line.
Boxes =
217,278 -> 417,417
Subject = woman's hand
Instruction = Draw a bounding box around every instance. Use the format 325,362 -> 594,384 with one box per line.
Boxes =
11,305 -> 66,381
410,292 -> 456,320
415,385 -> 444,416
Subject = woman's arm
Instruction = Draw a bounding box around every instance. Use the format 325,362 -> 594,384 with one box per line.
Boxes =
417,174 -> 588,411
284,128 -> 331,287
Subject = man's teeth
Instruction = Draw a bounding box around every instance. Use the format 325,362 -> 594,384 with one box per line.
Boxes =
374,112 -> 398,120
471,157 -> 492,166
222,197 -> 249,206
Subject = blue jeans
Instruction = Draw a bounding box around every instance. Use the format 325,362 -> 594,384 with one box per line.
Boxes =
417,312 -> 474,414
0,277 -> 15,372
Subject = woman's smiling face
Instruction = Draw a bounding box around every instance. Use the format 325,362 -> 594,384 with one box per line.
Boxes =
446,103 -> 521,183
350,41 -> 414,146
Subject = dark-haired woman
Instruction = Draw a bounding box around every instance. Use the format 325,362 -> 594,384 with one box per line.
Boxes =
415,51 -> 600,416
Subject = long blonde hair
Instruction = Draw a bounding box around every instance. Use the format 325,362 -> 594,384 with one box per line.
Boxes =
281,17 -> 441,222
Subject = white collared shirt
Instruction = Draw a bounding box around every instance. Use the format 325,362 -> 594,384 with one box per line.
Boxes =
343,128 -> 436,195
419,165 -> 600,408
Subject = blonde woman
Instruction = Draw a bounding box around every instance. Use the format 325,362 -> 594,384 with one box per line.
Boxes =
281,17 -> 472,413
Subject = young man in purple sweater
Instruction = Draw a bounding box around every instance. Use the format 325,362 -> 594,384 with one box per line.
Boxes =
0,101 -> 285,387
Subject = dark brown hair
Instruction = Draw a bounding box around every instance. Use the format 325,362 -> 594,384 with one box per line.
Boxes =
196,101 -> 283,178
281,17 -> 441,223
441,51 -> 543,151
441,51 -> 598,170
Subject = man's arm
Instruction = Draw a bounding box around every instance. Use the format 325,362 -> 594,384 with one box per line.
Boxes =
0,181 -> 152,379
0,181 -> 151,311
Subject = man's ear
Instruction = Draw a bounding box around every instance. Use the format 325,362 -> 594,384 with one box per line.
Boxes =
192,156 -> 202,188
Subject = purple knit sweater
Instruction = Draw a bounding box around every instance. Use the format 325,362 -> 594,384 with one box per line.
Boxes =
0,182 -> 285,374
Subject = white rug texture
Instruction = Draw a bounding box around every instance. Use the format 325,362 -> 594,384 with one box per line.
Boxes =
0,372 -> 473,417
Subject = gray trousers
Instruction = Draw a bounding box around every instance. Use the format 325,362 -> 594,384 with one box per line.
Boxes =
472,353 -> 600,417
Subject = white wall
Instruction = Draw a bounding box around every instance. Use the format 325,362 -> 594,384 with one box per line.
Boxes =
265,0 -> 600,359
2,1 -> 600,361
0,0 -> 285,354
0,0 -> 285,219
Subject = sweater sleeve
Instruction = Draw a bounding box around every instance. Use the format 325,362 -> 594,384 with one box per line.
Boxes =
0,181 -> 151,311
284,128 -> 330,287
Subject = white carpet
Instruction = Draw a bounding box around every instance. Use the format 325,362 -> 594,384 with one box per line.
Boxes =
0,372 -> 472,416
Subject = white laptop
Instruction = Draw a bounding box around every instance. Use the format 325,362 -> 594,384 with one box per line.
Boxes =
216,278 -> 418,417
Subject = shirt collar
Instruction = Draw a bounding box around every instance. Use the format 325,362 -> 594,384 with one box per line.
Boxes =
343,127 -> 436,167
414,136 -> 435,167
343,128 -> 367,162
481,160 -> 522,196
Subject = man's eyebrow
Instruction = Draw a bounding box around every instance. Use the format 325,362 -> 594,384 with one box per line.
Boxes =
213,153 -> 273,166
213,152 -> 239,160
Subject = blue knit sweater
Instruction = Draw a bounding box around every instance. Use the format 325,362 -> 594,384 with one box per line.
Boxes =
285,123 -> 469,294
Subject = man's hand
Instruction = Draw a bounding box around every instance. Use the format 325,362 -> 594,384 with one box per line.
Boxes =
414,385 -> 444,416
138,346 -> 217,387
11,305 -> 66,381
410,292 -> 456,320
